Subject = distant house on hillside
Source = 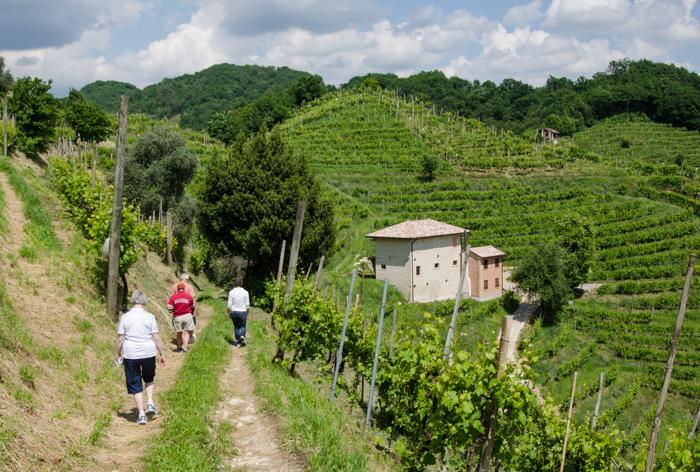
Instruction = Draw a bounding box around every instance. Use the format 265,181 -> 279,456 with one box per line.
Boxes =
367,219 -> 469,303
468,246 -> 506,301
536,128 -> 560,144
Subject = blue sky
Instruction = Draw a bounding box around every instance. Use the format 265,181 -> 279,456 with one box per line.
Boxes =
1,0 -> 698,97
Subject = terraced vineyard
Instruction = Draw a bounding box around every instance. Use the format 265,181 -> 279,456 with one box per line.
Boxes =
279,88 -> 700,465
573,113 -> 700,170
279,89 -> 603,173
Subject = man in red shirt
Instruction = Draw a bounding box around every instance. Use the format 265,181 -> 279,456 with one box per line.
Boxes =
167,283 -> 195,352
171,273 -> 197,341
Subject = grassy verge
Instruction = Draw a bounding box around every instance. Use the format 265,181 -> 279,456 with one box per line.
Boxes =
0,158 -> 59,251
0,173 -> 9,235
142,290 -> 235,471
246,317 -> 399,472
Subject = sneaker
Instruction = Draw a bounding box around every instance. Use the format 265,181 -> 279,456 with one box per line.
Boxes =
236,343 -> 241,348
240,336 -> 246,347
190,334 -> 196,344
181,349 -> 189,353
146,404 -> 158,415
137,414 -> 147,425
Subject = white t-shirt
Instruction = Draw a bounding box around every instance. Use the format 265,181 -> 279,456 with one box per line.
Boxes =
117,307 -> 159,359
227,287 -> 250,312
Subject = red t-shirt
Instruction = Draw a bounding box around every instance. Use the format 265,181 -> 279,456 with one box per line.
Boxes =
167,291 -> 194,317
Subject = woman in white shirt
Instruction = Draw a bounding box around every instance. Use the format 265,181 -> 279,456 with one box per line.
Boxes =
115,290 -> 166,425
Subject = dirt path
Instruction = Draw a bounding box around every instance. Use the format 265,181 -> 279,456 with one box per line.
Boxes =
0,171 -> 27,250
90,304 -> 216,472
213,334 -> 306,471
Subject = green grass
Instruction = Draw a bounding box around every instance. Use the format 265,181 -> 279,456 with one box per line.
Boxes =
142,291 -> 235,472
246,317 -> 398,472
0,173 -> 9,236
0,158 -> 60,251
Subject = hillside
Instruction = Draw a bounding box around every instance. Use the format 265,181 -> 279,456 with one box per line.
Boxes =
80,63 -> 312,130
279,88 -> 700,464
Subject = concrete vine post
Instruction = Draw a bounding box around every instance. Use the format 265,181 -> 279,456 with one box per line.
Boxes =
591,371 -> 605,430
331,269 -> 356,401
688,407 -> 700,440
561,372 -> 578,472
389,308 -> 397,357
106,95 -> 128,320
444,246 -> 470,360
645,254 -> 696,471
312,255 -> 325,295
365,278 -> 389,431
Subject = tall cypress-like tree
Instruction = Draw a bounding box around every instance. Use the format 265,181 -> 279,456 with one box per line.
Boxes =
196,127 -> 336,280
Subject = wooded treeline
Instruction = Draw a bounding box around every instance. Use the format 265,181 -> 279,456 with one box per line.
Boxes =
343,59 -> 700,135
80,64 -> 314,130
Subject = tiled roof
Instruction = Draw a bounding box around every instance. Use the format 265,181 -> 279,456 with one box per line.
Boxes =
366,218 -> 469,239
470,245 -> 505,258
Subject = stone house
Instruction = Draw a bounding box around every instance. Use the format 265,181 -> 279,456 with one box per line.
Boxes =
536,128 -> 560,144
468,246 -> 505,301
366,219 -> 469,303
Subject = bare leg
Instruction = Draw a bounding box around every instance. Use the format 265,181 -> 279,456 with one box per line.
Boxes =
182,330 -> 191,350
145,382 -> 154,405
176,332 -> 183,349
133,392 -> 144,413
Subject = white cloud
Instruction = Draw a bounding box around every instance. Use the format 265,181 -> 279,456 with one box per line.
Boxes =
543,0 -> 631,33
503,1 -> 544,28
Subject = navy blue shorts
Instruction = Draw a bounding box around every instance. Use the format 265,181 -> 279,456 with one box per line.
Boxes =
123,357 -> 156,394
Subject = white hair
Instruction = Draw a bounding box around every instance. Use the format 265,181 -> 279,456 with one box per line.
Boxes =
130,290 -> 148,306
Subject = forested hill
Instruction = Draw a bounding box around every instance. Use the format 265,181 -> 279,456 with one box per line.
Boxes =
80,63 -> 312,130
343,59 -> 700,135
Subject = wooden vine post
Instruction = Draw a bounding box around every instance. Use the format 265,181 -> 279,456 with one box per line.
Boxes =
3,93 -> 8,157
478,314 -> 512,471
273,201 -> 305,363
645,254 -> 696,471
92,142 -> 98,189
166,211 -> 172,266
106,95 -> 128,320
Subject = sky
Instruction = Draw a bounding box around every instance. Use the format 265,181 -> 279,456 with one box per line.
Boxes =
1,0 -> 699,97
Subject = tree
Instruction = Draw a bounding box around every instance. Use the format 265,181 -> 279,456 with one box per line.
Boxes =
196,127 -> 336,281
511,243 -> 570,316
0,57 -> 13,95
543,114 -> 563,131
64,89 -> 112,143
122,126 -> 198,217
7,77 -> 60,155
420,153 -> 440,180
289,75 -> 326,106
554,212 -> 596,288
361,78 -> 381,91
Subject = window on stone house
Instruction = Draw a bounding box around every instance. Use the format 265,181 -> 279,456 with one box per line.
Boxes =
380,264 -> 386,270
416,266 -> 421,276
495,278 -> 500,288
484,259 -> 489,269
434,263 -> 439,268
484,279 -> 488,289
495,258 -> 500,268
453,260 -> 458,266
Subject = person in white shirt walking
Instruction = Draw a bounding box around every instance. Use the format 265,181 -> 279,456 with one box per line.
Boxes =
114,290 -> 166,425
227,277 -> 250,347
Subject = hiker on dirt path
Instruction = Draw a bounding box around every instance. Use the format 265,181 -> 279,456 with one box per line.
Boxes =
227,277 -> 250,348
171,273 -> 196,342
167,283 -> 196,352
115,290 -> 166,425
